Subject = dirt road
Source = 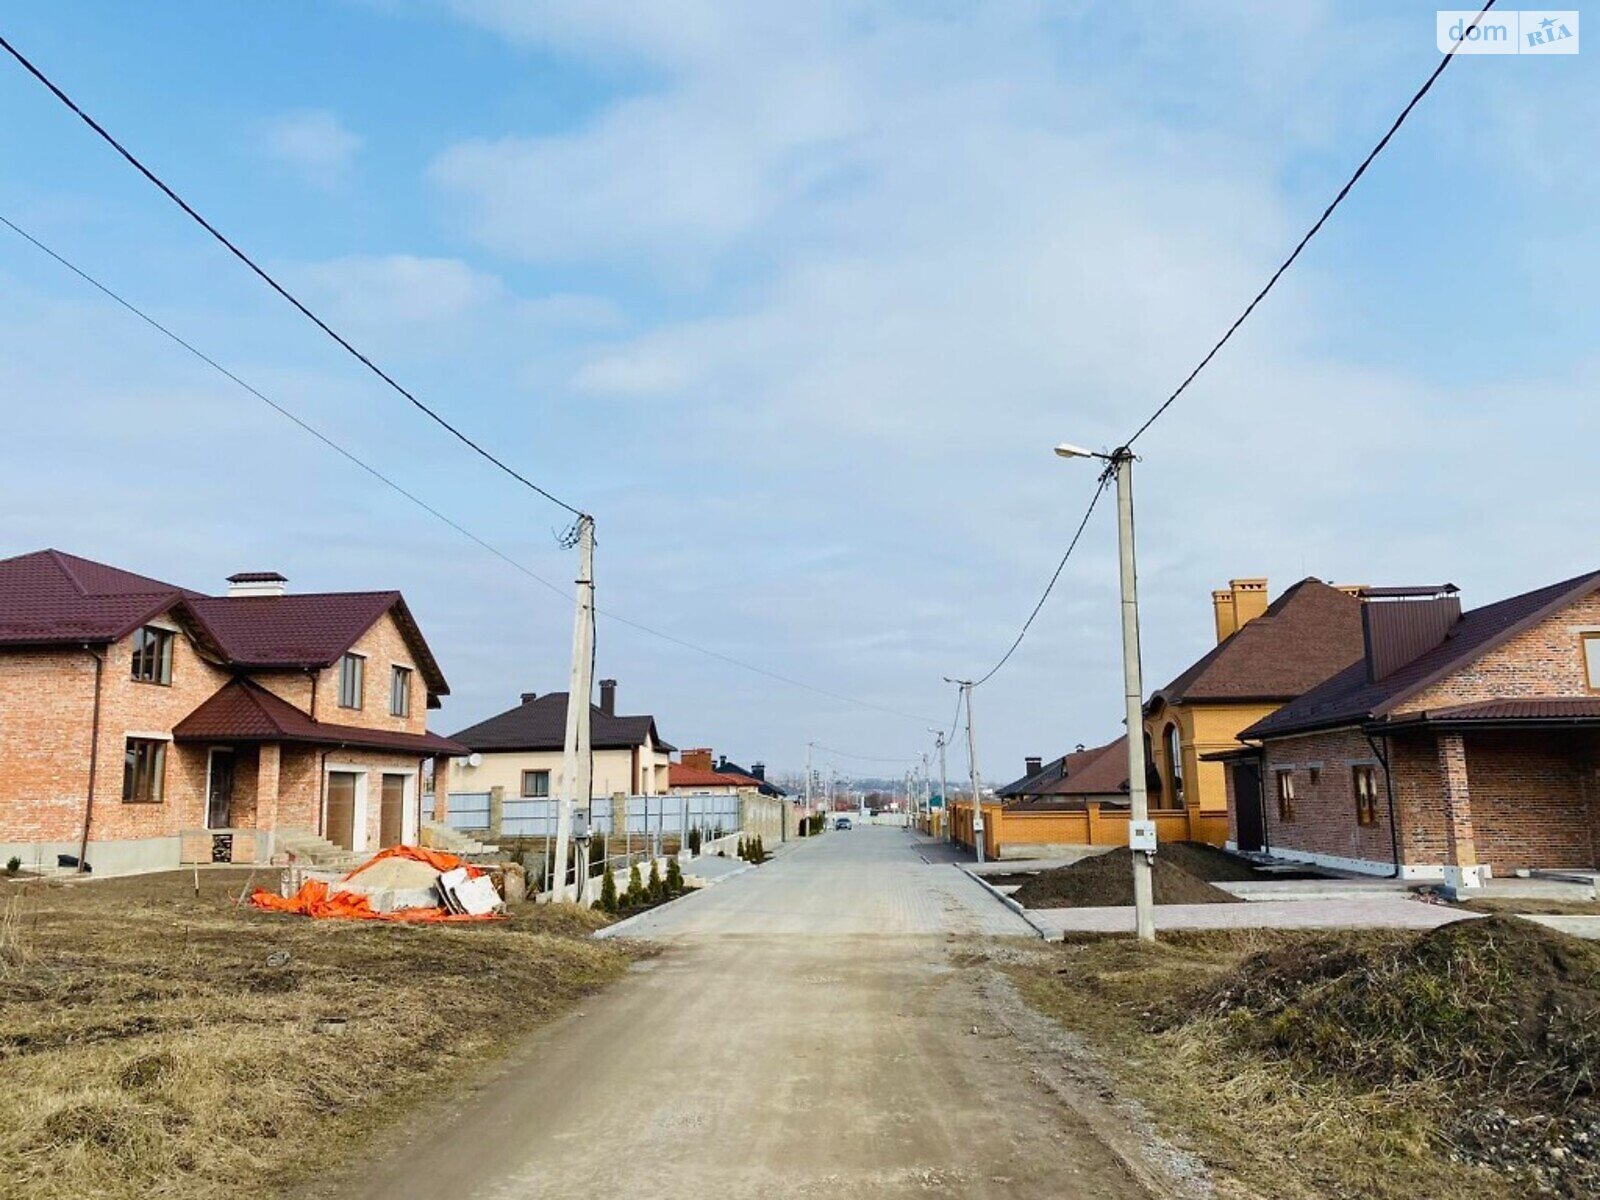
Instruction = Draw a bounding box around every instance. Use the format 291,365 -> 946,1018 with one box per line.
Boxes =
321,828 -> 1170,1199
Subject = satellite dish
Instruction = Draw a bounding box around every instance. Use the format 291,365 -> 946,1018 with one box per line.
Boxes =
467,752 -> 483,768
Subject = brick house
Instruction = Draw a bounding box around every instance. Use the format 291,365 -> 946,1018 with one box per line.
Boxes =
0,549 -> 466,875
1143,577 -> 1366,816
1228,572 -> 1600,884
994,737 -> 1130,810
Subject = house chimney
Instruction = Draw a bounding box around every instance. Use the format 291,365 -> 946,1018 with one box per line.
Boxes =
1361,586 -> 1462,682
520,691 -> 538,704
226,571 -> 288,598
1213,579 -> 1269,643
599,678 -> 617,716
681,748 -> 713,771
1025,756 -> 1043,776
1212,589 -> 1238,643
751,762 -> 766,781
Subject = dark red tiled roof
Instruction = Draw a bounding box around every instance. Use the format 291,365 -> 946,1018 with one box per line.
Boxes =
0,548 -> 191,645
451,691 -> 673,753
998,737 -> 1130,807
1245,569 -> 1600,739
1152,579 -> 1364,707
668,763 -> 748,788
1381,697 -> 1600,729
173,679 -> 467,755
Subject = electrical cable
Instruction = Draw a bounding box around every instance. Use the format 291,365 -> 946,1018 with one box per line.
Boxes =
1122,0 -> 1496,447
0,213 -> 937,727
0,32 -> 585,520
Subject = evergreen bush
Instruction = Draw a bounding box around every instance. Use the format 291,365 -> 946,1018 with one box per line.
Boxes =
688,826 -> 702,855
666,856 -> 683,895
647,859 -> 663,901
599,863 -> 618,913
625,864 -> 644,907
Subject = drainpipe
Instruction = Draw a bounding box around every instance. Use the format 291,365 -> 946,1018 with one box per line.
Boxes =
77,645 -> 107,871
316,749 -> 330,836
1366,729 -> 1402,879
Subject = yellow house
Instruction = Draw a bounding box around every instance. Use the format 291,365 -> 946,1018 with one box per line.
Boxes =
1143,578 -> 1364,813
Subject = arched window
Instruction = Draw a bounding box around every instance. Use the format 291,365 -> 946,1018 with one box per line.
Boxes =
1165,723 -> 1184,807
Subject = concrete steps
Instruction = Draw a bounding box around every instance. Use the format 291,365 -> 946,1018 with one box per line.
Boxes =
274,829 -> 361,871
421,820 -> 501,859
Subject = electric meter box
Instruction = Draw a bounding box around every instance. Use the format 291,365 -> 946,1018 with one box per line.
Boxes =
1128,820 -> 1158,853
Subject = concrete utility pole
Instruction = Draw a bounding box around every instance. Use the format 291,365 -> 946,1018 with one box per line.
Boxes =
552,514 -> 595,904
936,731 -> 949,842
805,741 -> 814,817
1055,442 -> 1155,942
1110,450 -> 1156,942
945,678 -> 985,863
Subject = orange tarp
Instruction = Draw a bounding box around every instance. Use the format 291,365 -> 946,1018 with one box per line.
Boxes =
250,844 -> 503,922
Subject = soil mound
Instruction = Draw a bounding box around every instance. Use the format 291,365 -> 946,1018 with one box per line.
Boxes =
1157,841 -> 1264,883
1186,916 -> 1600,1196
1011,849 -> 1239,909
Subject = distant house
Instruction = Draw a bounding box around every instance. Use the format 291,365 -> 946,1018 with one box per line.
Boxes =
1232,572 -> 1600,882
1143,577 -> 1366,814
666,747 -> 772,795
0,549 -> 466,875
995,737 -> 1130,810
712,754 -> 788,798
448,678 -> 674,802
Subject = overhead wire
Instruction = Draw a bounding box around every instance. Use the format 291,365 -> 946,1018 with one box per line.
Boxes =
0,32 -> 585,520
1122,0 -> 1496,447
0,212 -> 936,726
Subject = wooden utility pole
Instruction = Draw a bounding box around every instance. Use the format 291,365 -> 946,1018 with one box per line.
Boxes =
552,515 -> 595,903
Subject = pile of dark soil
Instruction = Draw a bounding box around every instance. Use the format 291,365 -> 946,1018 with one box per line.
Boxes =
1184,916 -> 1600,1197
1156,841 -> 1264,883
1011,848 -> 1240,909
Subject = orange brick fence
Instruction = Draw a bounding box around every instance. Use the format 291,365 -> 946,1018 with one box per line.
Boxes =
948,801 -> 1227,859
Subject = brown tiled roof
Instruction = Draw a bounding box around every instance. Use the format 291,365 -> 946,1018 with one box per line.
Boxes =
1245,569 -> 1600,739
668,763 -> 748,788
173,679 -> 467,755
451,691 -> 673,753
1368,697 -> 1600,731
999,737 -> 1130,808
0,549 -> 449,697
0,548 -> 192,645
1152,579 -> 1364,707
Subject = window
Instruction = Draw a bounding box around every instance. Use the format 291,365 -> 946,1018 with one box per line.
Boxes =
338,653 -> 364,709
521,770 -> 550,798
1274,769 -> 1296,822
122,738 -> 166,803
1584,633 -> 1600,692
390,665 -> 412,717
1353,765 -> 1380,827
130,626 -> 174,685
1164,723 -> 1184,807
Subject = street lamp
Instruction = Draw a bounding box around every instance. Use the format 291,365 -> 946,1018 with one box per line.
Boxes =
1055,442 -> 1156,942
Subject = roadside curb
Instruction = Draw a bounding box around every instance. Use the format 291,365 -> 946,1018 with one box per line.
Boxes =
958,864 -> 1051,940
592,859 -> 752,940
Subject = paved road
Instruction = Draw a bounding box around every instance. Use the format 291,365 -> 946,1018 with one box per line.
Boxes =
327,828 -> 1159,1200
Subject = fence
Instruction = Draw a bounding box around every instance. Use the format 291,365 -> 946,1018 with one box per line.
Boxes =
949,801 -> 1227,859
440,790 -> 744,840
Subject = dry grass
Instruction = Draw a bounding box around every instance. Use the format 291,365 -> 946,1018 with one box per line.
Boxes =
1458,896 -> 1600,916
0,869 -> 633,1200
1010,926 -> 1574,1200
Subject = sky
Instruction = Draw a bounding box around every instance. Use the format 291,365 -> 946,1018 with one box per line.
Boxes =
1,2 -> 1595,786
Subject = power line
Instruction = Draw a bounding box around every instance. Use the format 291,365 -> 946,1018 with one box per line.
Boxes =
0,32 -> 584,520
1123,0 -> 1496,447
0,213 -> 936,726
968,473 -> 1110,688
810,743 -> 920,765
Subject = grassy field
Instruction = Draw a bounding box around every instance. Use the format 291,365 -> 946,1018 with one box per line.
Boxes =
1011,919 -> 1600,1200
0,869 -> 633,1200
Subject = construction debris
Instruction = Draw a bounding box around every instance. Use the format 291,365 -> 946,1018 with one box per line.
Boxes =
251,845 -> 505,922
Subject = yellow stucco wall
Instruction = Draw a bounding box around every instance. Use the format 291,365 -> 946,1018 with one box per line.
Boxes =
448,738 -> 672,800
1144,700 -> 1278,814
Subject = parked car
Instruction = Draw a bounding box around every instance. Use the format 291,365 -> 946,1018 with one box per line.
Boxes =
834,816 -> 853,830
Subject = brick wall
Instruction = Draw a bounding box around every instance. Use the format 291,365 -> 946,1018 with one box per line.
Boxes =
1462,730 -> 1598,870
307,611 -> 431,735
1259,728 -> 1400,868
0,649 -> 100,846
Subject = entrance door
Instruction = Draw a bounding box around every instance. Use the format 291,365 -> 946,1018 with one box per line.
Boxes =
326,771 -> 358,851
1232,761 -> 1265,853
379,774 -> 407,847
207,751 -> 235,829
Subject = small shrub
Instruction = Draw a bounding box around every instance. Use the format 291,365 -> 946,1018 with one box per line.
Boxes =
625,864 -> 644,907
647,859 -> 663,901
666,856 -> 683,895
599,864 -> 618,914
4,856 -> 19,877
589,833 -> 607,870
737,836 -> 747,861
687,826 -> 702,855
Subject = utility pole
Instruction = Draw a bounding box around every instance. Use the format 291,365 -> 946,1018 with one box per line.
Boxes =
552,514 -> 595,904
805,741 -> 814,818
945,678 -> 984,862
1111,449 -> 1156,942
936,730 -> 949,842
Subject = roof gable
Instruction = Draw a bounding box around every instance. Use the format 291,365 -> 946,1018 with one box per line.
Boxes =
0,548 -> 190,646
1153,579 -> 1364,706
1245,569 -> 1600,739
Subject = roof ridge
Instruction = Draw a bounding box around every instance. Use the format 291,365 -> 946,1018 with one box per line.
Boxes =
46,548 -> 92,596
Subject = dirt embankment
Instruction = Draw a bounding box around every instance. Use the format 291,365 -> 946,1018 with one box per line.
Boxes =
0,869 -> 633,1200
1014,915 -> 1600,1199
1011,845 -> 1241,908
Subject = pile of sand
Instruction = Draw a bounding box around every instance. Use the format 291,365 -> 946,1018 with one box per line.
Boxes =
1011,848 -> 1240,909
341,857 -> 443,890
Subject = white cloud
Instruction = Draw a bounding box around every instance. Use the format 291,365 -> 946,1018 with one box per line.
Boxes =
260,110 -> 362,186
296,254 -> 505,325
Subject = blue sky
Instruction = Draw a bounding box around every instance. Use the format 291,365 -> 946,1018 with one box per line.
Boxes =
1,2 -> 1595,784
